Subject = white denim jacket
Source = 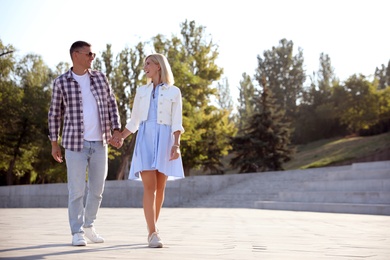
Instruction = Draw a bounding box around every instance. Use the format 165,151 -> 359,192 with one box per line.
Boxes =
125,83 -> 185,134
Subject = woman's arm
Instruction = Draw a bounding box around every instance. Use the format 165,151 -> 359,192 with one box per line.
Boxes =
170,130 -> 181,161
121,128 -> 132,139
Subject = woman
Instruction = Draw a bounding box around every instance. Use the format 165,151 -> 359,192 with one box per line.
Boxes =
121,53 -> 185,248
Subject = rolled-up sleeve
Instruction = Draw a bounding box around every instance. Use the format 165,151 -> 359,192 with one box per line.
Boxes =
171,89 -> 184,134
107,76 -> 121,130
125,88 -> 142,133
48,78 -> 63,141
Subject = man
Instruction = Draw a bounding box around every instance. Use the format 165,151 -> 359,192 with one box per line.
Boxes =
48,41 -> 123,246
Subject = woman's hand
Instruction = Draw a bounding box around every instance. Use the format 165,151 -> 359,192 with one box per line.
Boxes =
109,130 -> 124,149
169,145 -> 180,161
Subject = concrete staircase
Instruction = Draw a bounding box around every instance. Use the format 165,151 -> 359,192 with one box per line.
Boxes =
1,161 -> 389,215
182,161 -> 390,215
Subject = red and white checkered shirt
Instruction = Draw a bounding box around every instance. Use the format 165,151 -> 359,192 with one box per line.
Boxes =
48,69 -> 121,151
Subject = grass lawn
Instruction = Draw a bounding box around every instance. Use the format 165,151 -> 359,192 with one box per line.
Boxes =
191,132 -> 390,176
283,132 -> 390,170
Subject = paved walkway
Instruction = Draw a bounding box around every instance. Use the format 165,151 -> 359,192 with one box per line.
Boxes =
0,208 -> 389,259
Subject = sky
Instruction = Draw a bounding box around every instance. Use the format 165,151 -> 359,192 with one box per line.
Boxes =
1,0 -> 389,97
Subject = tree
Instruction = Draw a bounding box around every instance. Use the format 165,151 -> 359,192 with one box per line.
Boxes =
236,73 -> 255,133
335,74 -> 379,133
0,40 -> 15,80
151,20 -> 234,176
0,41 -> 18,185
112,43 -> 146,180
1,54 -> 54,185
294,53 -> 345,143
216,77 -> 234,111
231,78 -> 293,173
98,43 -> 146,180
375,60 -> 390,90
255,39 -> 305,120
178,20 -> 236,175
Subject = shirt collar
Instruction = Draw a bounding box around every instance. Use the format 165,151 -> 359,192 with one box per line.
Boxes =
66,68 -> 93,80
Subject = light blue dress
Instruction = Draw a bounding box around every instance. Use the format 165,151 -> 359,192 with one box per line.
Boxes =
129,84 -> 185,181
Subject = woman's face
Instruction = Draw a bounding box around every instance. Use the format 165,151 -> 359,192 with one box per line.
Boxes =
144,57 -> 160,79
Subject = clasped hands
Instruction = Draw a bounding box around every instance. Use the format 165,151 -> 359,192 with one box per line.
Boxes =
109,130 -> 124,149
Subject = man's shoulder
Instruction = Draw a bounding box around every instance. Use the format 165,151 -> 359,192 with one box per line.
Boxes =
90,69 -> 105,77
54,70 -> 71,83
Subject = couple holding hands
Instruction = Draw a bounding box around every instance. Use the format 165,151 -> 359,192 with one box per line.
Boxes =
48,41 -> 184,248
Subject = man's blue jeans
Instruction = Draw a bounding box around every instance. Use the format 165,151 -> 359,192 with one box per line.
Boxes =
65,140 -> 107,235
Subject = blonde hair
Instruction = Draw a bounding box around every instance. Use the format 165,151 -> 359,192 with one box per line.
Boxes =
145,53 -> 175,86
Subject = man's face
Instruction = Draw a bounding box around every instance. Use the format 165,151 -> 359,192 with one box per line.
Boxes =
74,46 -> 95,69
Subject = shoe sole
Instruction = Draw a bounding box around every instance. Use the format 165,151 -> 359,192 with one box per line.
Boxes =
148,242 -> 163,248
85,237 -> 104,243
148,244 -> 163,248
72,242 -> 87,246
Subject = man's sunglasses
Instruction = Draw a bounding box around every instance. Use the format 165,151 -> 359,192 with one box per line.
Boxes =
76,51 -> 96,58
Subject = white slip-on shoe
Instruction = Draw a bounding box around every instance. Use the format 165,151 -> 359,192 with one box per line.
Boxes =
84,227 -> 105,243
72,232 -> 87,246
148,232 -> 163,248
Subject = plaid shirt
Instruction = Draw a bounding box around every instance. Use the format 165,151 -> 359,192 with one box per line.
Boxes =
48,69 -> 121,151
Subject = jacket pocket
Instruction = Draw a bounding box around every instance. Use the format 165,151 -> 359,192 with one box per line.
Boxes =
136,91 -> 148,101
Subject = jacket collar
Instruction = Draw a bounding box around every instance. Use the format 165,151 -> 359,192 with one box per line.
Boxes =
148,82 -> 170,90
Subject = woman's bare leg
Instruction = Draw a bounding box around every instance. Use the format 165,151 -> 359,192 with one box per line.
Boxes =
140,170 -> 158,236
155,171 -> 168,222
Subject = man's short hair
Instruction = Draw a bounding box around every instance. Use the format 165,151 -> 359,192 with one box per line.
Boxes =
69,41 -> 91,59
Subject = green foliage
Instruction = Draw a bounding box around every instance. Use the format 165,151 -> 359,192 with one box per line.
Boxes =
231,86 -> 294,173
1,25 -> 389,185
0,52 -> 58,185
334,74 -> 379,133
149,20 -> 234,176
255,38 -> 306,120
99,43 -> 146,180
377,87 -> 390,116
178,21 -> 235,175
236,73 -> 256,133
294,53 -> 345,143
216,77 -> 234,112
0,40 -> 15,80
375,60 -> 390,90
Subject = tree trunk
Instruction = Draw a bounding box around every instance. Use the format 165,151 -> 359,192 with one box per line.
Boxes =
116,132 -> 137,180
183,165 -> 191,177
6,157 -> 16,185
6,120 -> 27,185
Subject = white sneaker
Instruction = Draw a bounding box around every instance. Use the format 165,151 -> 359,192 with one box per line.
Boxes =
72,233 -> 87,246
148,232 -> 163,248
84,227 -> 105,243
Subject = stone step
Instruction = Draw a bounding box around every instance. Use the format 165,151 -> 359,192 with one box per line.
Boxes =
352,161 -> 390,170
211,178 -> 390,194
183,197 -> 257,208
275,191 -> 390,204
179,161 -> 390,214
302,179 -> 390,191
240,168 -> 390,184
182,190 -> 390,208
317,168 -> 390,181
254,201 -> 390,215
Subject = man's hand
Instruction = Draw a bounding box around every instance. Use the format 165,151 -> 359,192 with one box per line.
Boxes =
109,130 -> 124,149
51,141 -> 63,163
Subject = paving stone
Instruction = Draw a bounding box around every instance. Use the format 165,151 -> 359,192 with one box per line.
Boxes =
0,208 -> 389,259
